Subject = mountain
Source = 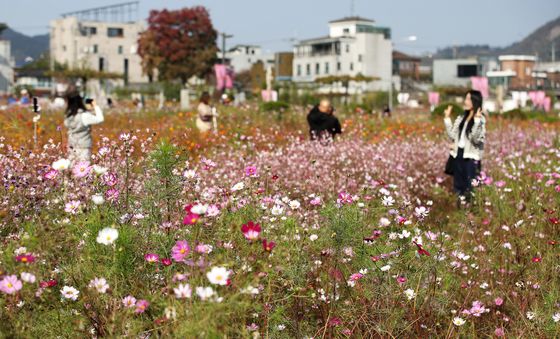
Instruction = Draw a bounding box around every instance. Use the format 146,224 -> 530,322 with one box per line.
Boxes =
0,27 -> 49,67
433,15 -> 560,61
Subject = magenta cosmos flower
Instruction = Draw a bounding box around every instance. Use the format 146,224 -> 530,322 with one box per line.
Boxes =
0,275 -> 23,294
244,166 -> 257,177
241,221 -> 261,241
135,299 -> 150,313
171,240 -> 190,262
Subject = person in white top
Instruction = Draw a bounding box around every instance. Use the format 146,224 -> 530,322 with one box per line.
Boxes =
64,92 -> 104,164
443,90 -> 486,203
196,92 -> 218,133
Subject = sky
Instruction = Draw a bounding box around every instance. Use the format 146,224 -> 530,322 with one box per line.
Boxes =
1,0 -> 559,55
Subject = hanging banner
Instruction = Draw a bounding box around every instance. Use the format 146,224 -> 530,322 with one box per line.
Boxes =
470,76 -> 489,98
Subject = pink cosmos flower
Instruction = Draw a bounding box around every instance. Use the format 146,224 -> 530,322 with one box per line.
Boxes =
206,204 -> 220,217
494,297 -> 504,306
337,192 -> 353,205
171,240 -> 190,262
72,161 -> 92,178
64,200 -> 81,214
495,180 -> 506,188
144,253 -> 159,263
44,169 -> 59,180
135,299 -> 149,313
494,328 -> 505,337
195,243 -> 213,254
396,276 -> 407,285
310,197 -> 322,206
244,165 -> 257,177
160,258 -> 172,266
122,295 -> 137,308
0,275 -> 23,294
349,273 -> 363,281
241,221 -> 261,241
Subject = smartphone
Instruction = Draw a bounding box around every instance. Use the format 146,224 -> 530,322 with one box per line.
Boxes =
32,97 -> 39,113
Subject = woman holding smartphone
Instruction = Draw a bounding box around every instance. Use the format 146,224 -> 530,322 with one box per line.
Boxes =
64,91 -> 104,164
444,90 -> 486,205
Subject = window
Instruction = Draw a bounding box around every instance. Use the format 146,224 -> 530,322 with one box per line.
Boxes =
358,54 -> 363,62
343,28 -> 350,34
118,45 -> 123,54
315,63 -> 320,75
297,64 -> 302,76
107,27 -> 124,37
98,57 -> 104,72
62,45 -> 67,52
81,26 -> 97,36
325,62 -> 329,74
92,44 -> 98,54
346,44 -> 350,53
306,64 -> 311,76
350,63 -> 354,71
337,62 -> 341,71
457,64 -> 477,77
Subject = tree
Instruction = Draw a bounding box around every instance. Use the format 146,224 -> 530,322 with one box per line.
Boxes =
0,23 -> 7,36
137,7 -> 218,84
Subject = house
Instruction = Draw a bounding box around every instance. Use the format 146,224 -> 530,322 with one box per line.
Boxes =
392,50 -> 420,81
292,16 -> 392,92
14,68 -> 53,96
223,45 -> 275,73
498,55 -> 537,89
433,58 -> 479,87
0,39 -> 15,94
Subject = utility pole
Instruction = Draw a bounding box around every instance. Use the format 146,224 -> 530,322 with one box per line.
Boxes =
350,0 -> 355,16
552,41 -> 556,62
221,32 -> 234,65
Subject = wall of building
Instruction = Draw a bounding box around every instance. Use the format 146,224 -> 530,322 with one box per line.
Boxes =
433,59 -> 478,86
50,16 -> 149,84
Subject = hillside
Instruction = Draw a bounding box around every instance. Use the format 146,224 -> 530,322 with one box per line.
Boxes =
0,27 -> 49,67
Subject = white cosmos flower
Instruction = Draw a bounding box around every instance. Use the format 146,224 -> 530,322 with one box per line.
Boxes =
404,288 -> 416,300
553,313 -> 560,323
380,265 -> 391,272
309,234 -> 318,241
231,182 -> 244,191
289,200 -> 301,210
20,272 -> 36,283
183,169 -> 196,179
399,230 -> 411,239
52,158 -> 71,171
92,194 -> 105,205
190,204 -> 208,215
92,165 -> 108,175
452,317 -> 466,326
271,205 -> 284,216
206,266 -> 230,286
96,227 -> 119,245
61,286 -> 79,301
173,283 -> 192,299
381,196 -> 395,206
195,286 -> 215,300
88,277 -> 109,294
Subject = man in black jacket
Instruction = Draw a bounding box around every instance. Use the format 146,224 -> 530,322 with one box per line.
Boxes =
307,99 -> 342,140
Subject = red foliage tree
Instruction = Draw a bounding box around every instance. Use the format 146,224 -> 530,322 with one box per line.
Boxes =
138,7 -> 218,84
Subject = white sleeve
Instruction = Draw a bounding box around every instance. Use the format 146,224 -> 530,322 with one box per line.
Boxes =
80,106 -> 104,126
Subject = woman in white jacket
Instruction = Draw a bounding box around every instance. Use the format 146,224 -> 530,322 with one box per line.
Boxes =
64,92 -> 104,164
196,92 -> 218,133
444,90 -> 486,202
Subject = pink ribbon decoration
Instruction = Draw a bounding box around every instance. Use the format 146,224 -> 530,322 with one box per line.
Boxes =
470,76 -> 489,98
543,97 -> 551,112
214,64 -> 227,90
428,92 -> 440,106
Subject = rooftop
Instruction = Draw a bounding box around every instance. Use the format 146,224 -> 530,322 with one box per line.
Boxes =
329,16 -> 374,24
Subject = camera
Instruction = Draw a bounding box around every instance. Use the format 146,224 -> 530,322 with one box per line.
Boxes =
85,98 -> 93,104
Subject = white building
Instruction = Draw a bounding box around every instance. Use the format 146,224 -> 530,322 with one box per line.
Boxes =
222,44 -> 274,73
0,39 -> 15,94
292,16 -> 392,91
433,58 -> 480,86
50,16 -> 148,85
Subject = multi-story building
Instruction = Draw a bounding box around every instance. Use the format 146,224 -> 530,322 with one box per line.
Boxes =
50,2 -> 148,86
498,55 -> 537,89
0,39 -> 15,94
292,16 -> 392,92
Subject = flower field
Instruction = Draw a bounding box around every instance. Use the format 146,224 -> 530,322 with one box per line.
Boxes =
0,104 -> 559,337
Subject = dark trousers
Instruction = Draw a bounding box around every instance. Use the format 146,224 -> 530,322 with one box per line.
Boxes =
453,148 -> 478,197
